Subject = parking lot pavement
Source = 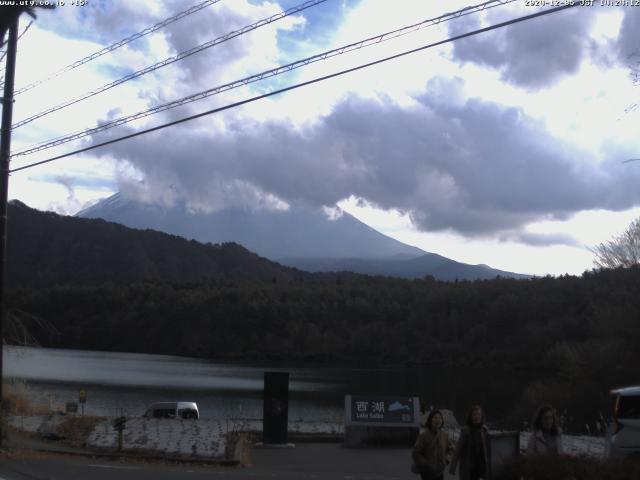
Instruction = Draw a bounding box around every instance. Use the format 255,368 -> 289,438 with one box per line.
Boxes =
1,443 -> 457,480
250,443 -> 457,479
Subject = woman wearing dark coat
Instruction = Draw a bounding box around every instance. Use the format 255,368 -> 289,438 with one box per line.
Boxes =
412,410 -> 452,480
449,405 -> 491,480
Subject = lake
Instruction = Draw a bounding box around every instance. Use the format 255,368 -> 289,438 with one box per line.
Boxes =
3,346 -> 530,424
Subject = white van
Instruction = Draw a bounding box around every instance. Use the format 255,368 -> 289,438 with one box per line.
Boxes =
606,386 -> 640,459
143,401 -> 199,420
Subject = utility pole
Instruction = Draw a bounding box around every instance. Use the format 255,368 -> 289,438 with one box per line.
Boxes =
0,15 -> 19,447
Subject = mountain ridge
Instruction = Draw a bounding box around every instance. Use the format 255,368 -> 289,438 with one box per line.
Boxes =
77,193 -> 529,280
7,200 -> 302,288
78,193 -> 427,260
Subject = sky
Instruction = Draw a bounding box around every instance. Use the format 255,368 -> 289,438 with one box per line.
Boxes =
2,0 -> 640,276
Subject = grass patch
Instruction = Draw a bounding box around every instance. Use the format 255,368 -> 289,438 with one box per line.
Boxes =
2,381 -> 49,416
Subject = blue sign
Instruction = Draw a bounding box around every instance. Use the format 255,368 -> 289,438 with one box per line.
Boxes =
345,395 -> 420,427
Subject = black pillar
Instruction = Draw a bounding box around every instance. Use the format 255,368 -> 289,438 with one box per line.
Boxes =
0,15 -> 20,448
263,371 -> 289,444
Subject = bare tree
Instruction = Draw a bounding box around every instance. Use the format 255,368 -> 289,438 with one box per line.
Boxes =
3,309 -> 58,347
592,218 -> 640,269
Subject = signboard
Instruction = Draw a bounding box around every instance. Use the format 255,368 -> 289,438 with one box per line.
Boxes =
345,395 -> 420,427
113,416 -> 127,431
79,388 -> 87,404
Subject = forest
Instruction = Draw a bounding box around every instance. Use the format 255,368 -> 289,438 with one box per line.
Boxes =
7,266 -> 640,425
8,267 -> 638,368
5,201 -> 639,426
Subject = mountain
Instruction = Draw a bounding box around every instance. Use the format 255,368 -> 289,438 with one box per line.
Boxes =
6,200 -> 301,288
78,193 -> 426,259
78,193 -> 529,280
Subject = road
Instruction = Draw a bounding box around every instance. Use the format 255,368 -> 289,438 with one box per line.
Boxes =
0,444 -> 458,480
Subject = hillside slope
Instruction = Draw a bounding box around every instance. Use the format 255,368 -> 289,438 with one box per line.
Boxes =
7,200 -> 301,287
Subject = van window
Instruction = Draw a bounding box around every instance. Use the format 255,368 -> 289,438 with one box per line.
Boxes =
152,408 -> 176,419
180,409 -> 198,419
617,396 -> 640,419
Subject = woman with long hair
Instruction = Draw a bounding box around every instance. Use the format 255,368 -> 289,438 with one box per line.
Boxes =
527,405 -> 563,456
449,405 -> 491,480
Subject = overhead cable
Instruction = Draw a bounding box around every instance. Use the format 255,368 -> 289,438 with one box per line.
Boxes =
12,0 -> 517,157
5,0 -> 224,96
11,0 -> 327,130
9,3 -> 579,174
17,20 -> 33,41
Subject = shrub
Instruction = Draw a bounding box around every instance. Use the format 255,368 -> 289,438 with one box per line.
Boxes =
2,381 -> 48,416
495,454 -> 640,480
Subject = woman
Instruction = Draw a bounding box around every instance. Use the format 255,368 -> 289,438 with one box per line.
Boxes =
527,405 -> 562,456
449,405 -> 491,480
412,410 -> 451,480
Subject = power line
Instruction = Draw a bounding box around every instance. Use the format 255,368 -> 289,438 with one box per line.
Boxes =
12,0 -> 518,158
11,0 -> 328,130
9,3 -> 579,174
16,20 -> 33,41
3,0 -> 224,96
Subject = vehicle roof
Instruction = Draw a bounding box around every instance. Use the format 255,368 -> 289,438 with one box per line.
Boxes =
611,386 -> 640,396
147,401 -> 199,409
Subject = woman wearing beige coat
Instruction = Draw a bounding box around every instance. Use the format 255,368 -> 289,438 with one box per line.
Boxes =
527,405 -> 563,456
412,410 -> 452,480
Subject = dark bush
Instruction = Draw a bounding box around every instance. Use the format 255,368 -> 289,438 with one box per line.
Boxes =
495,454 -> 640,480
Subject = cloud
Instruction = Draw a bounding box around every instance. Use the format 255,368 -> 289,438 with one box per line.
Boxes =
87,75 -> 640,239
157,0 -> 305,97
322,205 -> 344,221
446,5 -> 598,90
617,7 -> 640,60
446,5 -> 640,91
30,173 -> 116,191
34,0 -> 303,105
45,175 -> 92,216
498,231 -> 581,247
36,0 -> 156,45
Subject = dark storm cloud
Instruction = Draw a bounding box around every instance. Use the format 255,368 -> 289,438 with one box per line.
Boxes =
617,8 -> 640,72
158,0 -> 301,94
447,5 -> 598,89
161,2 -> 267,80
88,80 -> 640,239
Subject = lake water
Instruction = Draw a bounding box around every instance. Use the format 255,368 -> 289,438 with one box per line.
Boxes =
3,346 -> 529,424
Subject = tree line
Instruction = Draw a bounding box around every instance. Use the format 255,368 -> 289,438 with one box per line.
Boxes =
7,266 -> 639,377
7,266 -> 639,427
